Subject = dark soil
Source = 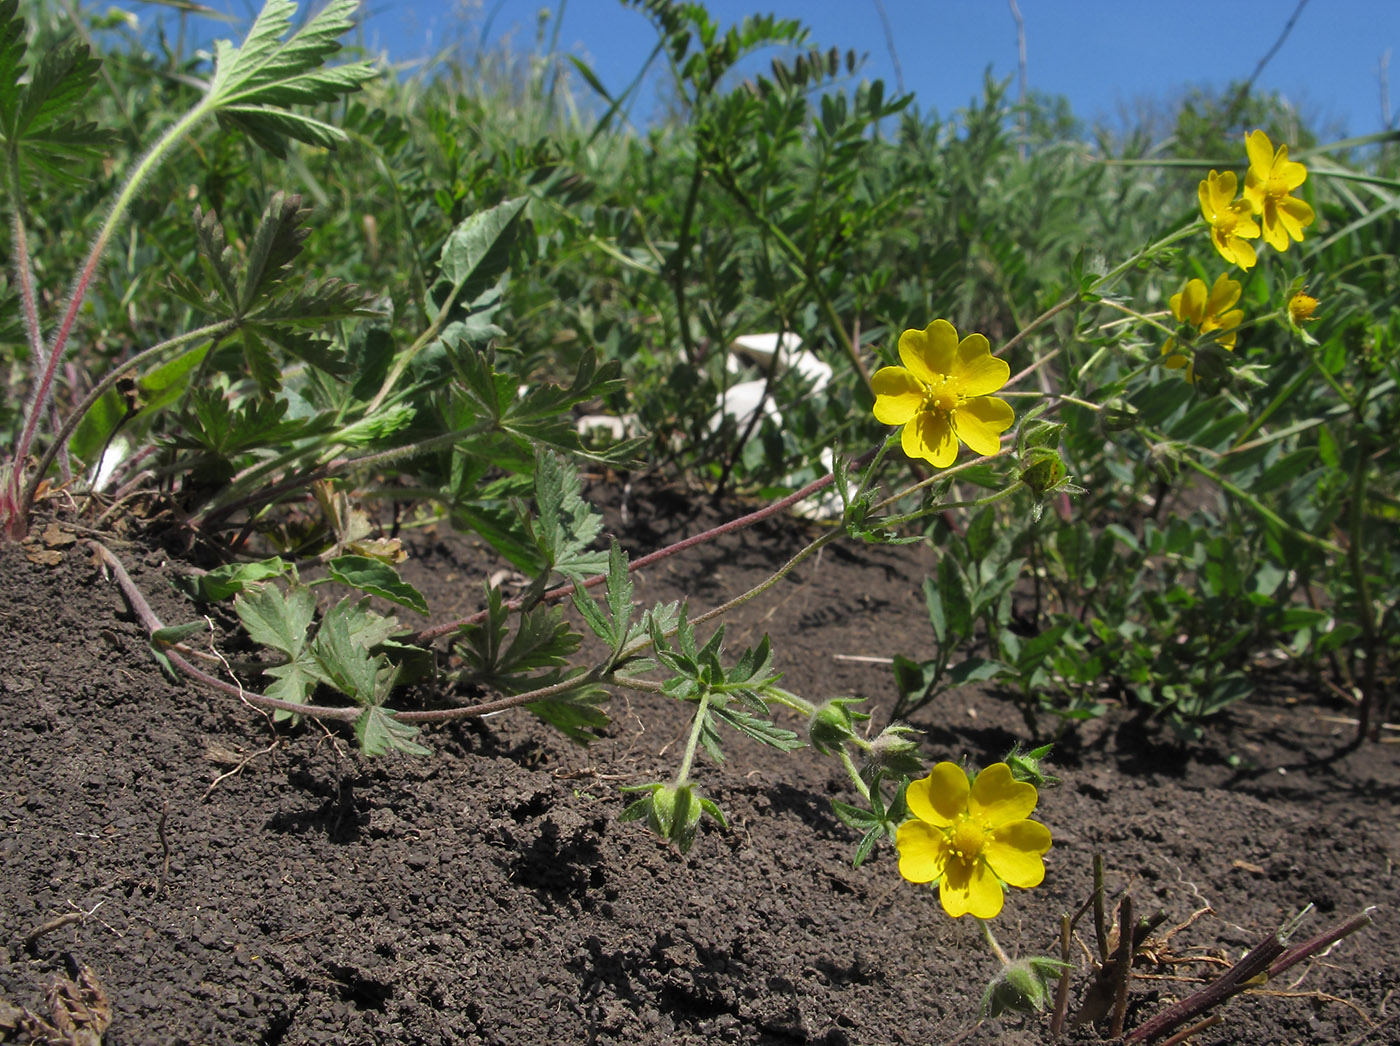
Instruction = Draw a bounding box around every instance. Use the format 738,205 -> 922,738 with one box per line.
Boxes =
1,482 -> 1396,1045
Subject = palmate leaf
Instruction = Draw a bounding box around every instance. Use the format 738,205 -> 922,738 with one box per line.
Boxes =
205,0 -> 378,159
239,190 -> 310,312
0,1 -> 24,119
0,1 -> 114,184
234,583 -> 319,719
527,685 -> 611,745
455,584 -> 582,688
174,195 -> 374,391
355,706 -> 431,757
531,449 -> 606,579
570,540 -> 640,662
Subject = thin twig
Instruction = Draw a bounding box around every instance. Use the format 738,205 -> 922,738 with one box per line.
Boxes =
19,912 -> 85,953
157,801 -> 171,896
1125,932 -> 1285,1043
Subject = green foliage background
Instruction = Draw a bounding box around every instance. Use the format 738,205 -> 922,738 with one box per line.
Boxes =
3,0 -> 1397,747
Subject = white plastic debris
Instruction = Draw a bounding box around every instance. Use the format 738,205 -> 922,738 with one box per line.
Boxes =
575,413 -> 637,442
89,436 -> 130,492
709,332 -> 832,434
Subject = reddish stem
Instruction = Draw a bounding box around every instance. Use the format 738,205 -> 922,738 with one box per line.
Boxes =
414,447 -> 875,643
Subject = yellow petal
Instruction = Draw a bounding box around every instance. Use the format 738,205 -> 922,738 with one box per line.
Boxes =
1230,241 -> 1257,270
1242,177 -> 1264,214
903,411 -> 957,468
871,366 -> 924,425
899,320 -> 958,386
1277,195 -> 1315,239
986,820 -> 1052,888
953,396 -> 1014,457
1245,129 -> 1275,173
1215,308 -> 1243,331
951,337 -> 1010,397
1173,279 -> 1207,326
1206,273 -> 1241,316
1275,152 -> 1307,190
1261,206 -> 1289,251
1199,170 -> 1236,219
1210,228 -> 1245,267
896,820 -> 949,883
968,762 -> 1038,828
939,857 -> 1004,919
906,762 -> 970,826
1212,169 -> 1237,202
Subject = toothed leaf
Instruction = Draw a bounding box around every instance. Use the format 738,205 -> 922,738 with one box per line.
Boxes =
205,0 -> 378,158
327,555 -> 428,616
355,706 -> 431,757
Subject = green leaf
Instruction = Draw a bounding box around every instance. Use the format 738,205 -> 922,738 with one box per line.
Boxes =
438,196 -> 529,304
502,352 -> 629,453
455,586 -> 581,689
151,621 -> 208,646
533,449 -> 606,578
0,1 -> 25,126
197,557 -> 290,600
711,705 -> 804,751
947,657 -> 1009,686
235,583 -> 314,658
498,604 -> 580,675
830,799 -> 880,831
239,190 -> 312,313
0,4 -> 114,184
570,539 -> 637,659
206,0 -> 379,159
933,558 -> 972,642
327,555 -> 429,616
234,584 -> 320,720
310,603 -> 383,703
355,706 -> 431,756
526,687 -> 611,744
318,597 -> 401,658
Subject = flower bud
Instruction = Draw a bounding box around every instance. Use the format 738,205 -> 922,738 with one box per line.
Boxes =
1288,290 -> 1318,326
1003,743 -> 1060,788
646,783 -> 700,850
1019,448 -> 1068,498
1099,397 -> 1139,433
866,724 -> 925,777
808,698 -> 870,755
979,956 -> 1068,1017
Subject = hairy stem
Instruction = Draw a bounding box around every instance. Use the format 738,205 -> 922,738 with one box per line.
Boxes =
8,98 -> 214,534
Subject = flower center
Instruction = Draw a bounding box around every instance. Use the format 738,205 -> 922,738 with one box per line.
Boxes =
924,382 -> 959,414
948,816 -> 987,862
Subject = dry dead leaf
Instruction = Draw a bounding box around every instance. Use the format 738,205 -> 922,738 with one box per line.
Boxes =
4,964 -> 110,1046
40,523 -> 77,549
23,547 -> 64,567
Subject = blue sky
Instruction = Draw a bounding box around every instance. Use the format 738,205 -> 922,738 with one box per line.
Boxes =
142,1 -> 1399,138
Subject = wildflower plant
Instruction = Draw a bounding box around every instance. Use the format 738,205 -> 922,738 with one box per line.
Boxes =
1198,169 -> 1260,269
1161,272 -> 1245,383
1,0 -> 1390,1034
1243,129 -> 1315,250
871,320 -> 1015,468
895,761 -> 1051,919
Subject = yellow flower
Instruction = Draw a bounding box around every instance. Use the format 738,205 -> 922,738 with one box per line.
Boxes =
1198,170 -> 1259,269
1289,290 -> 1319,325
896,762 -> 1051,919
1162,273 -> 1244,381
1243,130 -> 1315,251
871,320 -> 1014,468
